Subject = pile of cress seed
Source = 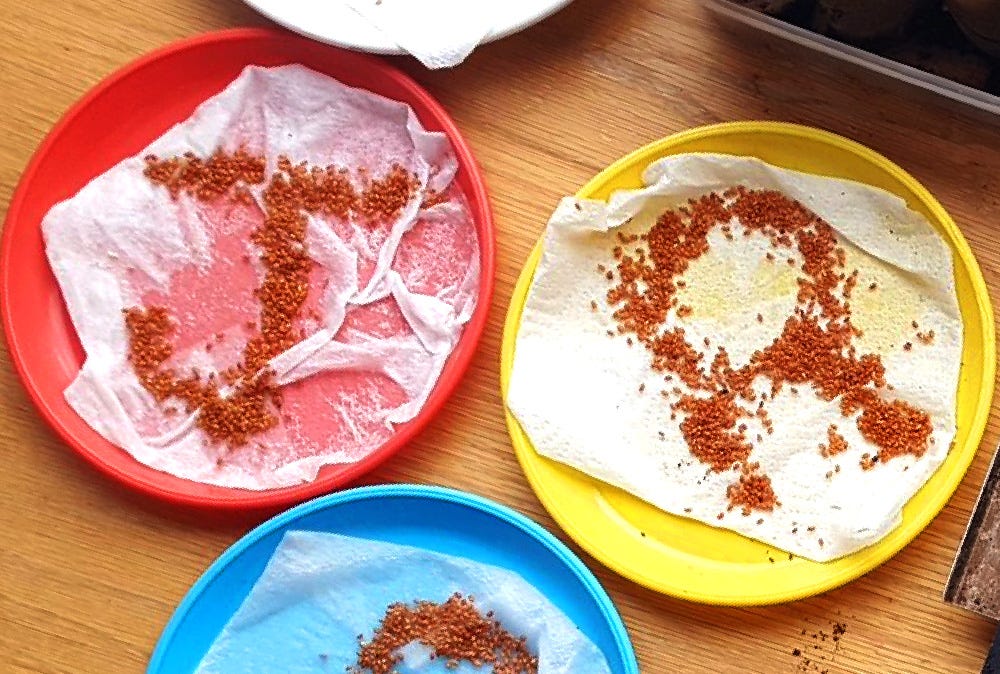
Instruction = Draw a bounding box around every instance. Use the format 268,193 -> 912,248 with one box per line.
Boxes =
598,186 -> 933,516
125,149 -> 420,448
352,594 -> 538,674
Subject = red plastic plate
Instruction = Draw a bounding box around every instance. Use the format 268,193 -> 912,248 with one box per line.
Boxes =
0,28 -> 495,511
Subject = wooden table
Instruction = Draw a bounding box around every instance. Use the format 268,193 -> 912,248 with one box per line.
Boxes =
2,1 -> 999,672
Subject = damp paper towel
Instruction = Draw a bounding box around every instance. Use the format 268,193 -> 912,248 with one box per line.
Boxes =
343,0 -> 503,69
507,153 -> 963,562
193,531 -> 613,674
43,65 -> 480,489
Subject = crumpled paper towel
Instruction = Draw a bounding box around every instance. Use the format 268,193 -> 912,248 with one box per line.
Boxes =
42,65 -> 480,489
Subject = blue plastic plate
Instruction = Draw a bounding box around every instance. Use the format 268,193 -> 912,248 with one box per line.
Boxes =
148,484 -> 639,673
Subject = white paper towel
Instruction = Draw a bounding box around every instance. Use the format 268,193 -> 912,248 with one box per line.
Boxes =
43,65 -> 481,489
507,153 -> 962,561
344,0 -> 502,68
194,531 -> 614,674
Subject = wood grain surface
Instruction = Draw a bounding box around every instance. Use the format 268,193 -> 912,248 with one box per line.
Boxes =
2,1 -> 1000,672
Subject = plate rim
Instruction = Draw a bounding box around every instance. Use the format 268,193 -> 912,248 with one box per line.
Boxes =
499,120 -> 997,605
146,483 -> 640,673
242,0 -> 577,56
0,27 -> 496,511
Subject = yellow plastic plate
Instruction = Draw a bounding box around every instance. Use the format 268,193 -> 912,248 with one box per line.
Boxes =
500,121 -> 996,605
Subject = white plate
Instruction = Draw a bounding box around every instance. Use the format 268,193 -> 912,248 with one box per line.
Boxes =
244,0 -> 575,55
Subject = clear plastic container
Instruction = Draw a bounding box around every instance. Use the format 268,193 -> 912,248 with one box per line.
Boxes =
703,0 -> 1000,116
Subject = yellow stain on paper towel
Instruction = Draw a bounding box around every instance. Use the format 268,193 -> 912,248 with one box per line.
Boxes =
674,242 -> 800,321
846,245 -> 923,355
